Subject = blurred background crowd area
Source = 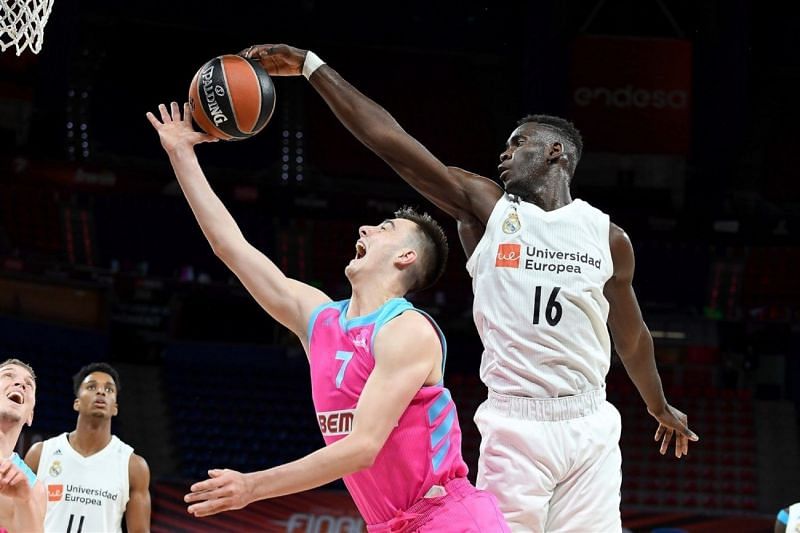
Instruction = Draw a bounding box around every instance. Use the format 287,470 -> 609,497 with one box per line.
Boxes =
0,0 -> 797,530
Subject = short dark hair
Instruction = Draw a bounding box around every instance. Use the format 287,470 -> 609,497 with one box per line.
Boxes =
0,358 -> 36,382
517,114 -> 584,165
394,206 -> 448,293
73,362 -> 121,396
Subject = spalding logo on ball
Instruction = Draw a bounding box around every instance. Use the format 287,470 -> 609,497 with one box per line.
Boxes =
189,54 -> 276,141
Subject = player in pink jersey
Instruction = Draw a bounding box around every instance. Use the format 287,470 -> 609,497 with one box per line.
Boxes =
147,102 -> 509,532
0,358 -> 46,533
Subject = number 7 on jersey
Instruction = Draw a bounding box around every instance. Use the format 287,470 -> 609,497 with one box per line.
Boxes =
335,350 -> 354,388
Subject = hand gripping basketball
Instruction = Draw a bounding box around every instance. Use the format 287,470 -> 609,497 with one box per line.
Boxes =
188,54 -> 276,141
239,43 -> 308,77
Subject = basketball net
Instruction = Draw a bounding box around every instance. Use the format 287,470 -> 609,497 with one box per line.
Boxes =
0,0 -> 54,55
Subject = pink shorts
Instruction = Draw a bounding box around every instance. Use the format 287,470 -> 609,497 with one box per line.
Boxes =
367,478 -> 510,533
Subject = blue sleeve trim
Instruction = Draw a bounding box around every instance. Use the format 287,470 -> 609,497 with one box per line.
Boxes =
307,300 -> 340,346
777,509 -> 789,525
367,300 -> 448,374
368,298 -> 413,353
10,453 -> 36,487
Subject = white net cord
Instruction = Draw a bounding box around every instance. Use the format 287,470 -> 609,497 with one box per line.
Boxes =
0,0 -> 55,55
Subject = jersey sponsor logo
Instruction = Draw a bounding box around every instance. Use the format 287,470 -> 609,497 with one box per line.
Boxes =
50,484 -> 121,507
521,245 -> 602,274
47,484 -> 63,502
49,460 -> 62,477
495,243 -> 521,268
54,448 -> 63,456
317,408 -> 356,436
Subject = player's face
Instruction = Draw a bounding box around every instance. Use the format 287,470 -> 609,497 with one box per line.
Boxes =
498,122 -> 559,195
346,218 -> 417,277
0,364 -> 36,426
74,371 -> 118,419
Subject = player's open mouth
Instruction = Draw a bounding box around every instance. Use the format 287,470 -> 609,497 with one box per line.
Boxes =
6,391 -> 23,404
354,240 -> 367,260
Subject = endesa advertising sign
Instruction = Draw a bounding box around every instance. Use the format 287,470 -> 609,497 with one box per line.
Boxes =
152,484 -> 366,532
568,36 -> 692,154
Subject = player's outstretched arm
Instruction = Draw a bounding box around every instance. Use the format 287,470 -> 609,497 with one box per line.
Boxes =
0,457 -> 46,533
605,224 -> 699,458
146,102 -> 330,339
125,454 -> 151,533
241,44 -> 502,227
184,311 -> 439,517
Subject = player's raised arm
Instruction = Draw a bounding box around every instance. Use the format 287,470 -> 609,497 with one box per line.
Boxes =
605,224 -> 699,457
146,102 -> 330,340
241,44 -> 502,226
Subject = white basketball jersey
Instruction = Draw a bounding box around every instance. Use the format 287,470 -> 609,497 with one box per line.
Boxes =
36,433 -> 133,533
467,194 -> 613,397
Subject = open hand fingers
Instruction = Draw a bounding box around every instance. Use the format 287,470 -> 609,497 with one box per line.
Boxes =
170,101 -> 182,121
145,111 -> 161,128
182,102 -> 193,124
676,431 -> 689,458
654,423 -> 665,442
187,496 -> 232,517
158,103 -> 172,124
659,428 -> 674,455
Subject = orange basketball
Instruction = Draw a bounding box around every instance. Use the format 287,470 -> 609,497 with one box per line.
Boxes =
188,54 -> 276,141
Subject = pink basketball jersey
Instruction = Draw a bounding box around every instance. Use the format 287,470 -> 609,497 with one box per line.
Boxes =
307,297 -> 469,525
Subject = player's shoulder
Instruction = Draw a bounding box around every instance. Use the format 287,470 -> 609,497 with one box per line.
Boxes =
609,222 -> 634,249
128,453 -> 150,476
378,310 -> 439,347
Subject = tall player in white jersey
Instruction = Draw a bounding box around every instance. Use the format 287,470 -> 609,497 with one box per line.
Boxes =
241,43 -> 701,532
24,363 -> 151,533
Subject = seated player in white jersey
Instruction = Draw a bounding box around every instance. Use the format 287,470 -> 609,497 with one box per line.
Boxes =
24,363 -> 151,533
240,43 -> 701,532
0,358 -> 45,533
146,102 -> 509,532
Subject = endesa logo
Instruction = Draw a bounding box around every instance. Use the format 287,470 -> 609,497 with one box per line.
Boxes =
495,243 -> 521,268
47,484 -> 63,502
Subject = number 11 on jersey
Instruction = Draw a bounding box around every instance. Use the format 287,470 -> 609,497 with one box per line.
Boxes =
533,286 -> 563,326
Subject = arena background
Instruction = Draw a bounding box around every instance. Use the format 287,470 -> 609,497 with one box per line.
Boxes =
0,1 -> 797,531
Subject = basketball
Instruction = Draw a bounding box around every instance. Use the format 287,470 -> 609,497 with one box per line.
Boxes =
188,54 -> 276,141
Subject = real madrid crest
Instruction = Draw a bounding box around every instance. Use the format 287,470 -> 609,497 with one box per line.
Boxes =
502,209 -> 521,234
49,460 -> 62,477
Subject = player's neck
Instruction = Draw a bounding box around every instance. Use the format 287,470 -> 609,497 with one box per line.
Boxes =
518,180 -> 572,211
348,285 -> 402,319
70,418 -> 113,456
0,425 -> 20,458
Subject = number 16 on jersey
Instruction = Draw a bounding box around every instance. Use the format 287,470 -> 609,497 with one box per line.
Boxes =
533,286 -> 562,326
